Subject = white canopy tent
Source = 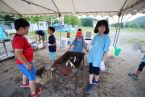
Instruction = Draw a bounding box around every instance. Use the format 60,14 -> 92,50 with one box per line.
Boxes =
0,0 -> 145,49
0,0 -> 145,16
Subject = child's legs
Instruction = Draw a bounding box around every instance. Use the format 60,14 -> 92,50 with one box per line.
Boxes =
29,80 -> 36,94
89,74 -> 94,84
17,64 -> 37,94
136,62 -> 145,76
89,63 -> 100,84
93,67 -> 100,81
94,75 -> 100,81
22,74 -> 27,84
89,63 -> 93,84
49,52 -> 56,62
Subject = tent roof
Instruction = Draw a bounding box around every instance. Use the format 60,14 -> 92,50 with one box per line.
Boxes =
0,0 -> 145,16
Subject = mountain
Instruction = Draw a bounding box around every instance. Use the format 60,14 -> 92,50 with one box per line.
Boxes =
131,16 -> 145,26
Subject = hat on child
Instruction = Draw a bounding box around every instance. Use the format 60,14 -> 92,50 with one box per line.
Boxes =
76,31 -> 82,37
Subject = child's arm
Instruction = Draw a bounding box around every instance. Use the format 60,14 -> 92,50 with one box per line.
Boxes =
49,43 -> 56,46
15,49 -> 32,70
37,35 -> 41,42
69,40 -> 75,50
102,52 -> 108,62
83,42 -> 88,52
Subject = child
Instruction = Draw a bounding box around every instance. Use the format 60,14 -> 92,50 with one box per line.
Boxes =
87,20 -> 110,93
69,29 -> 88,53
47,27 -> 57,61
12,18 -> 42,97
35,30 -> 46,48
128,47 -> 145,80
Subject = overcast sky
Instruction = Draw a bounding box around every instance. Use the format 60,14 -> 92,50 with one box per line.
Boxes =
80,13 -> 145,24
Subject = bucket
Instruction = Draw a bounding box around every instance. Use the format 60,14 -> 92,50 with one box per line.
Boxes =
114,47 -> 121,56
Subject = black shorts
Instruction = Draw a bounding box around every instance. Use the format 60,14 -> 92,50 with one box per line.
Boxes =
138,62 -> 145,71
89,63 -> 100,75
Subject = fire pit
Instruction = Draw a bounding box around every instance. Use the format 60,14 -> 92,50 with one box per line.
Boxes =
52,51 -> 85,91
52,51 -> 84,76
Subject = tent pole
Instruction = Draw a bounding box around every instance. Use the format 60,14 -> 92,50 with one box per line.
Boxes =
114,14 -> 124,47
58,13 -> 62,50
113,15 -> 120,47
113,0 -> 127,47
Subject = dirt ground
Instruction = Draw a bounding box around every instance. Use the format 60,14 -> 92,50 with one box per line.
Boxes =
0,32 -> 145,97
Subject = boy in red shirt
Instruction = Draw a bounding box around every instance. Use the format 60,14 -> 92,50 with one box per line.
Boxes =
13,18 -> 42,97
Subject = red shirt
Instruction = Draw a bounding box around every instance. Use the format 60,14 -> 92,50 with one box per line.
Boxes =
13,34 -> 33,64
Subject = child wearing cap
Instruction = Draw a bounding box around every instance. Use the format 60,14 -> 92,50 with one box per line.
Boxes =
69,29 -> 88,53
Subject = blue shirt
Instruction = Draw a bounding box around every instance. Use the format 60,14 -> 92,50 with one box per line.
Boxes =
87,34 -> 111,67
36,30 -> 45,36
72,38 -> 85,53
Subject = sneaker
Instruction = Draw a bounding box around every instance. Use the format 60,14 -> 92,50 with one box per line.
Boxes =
20,83 -> 29,88
29,88 -> 43,97
92,80 -> 99,85
128,73 -> 138,80
86,84 -> 93,93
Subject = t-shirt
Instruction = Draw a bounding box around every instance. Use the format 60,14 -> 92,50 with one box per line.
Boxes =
72,38 -> 85,53
13,34 -> 33,64
87,34 -> 111,67
36,30 -> 45,36
48,34 -> 56,52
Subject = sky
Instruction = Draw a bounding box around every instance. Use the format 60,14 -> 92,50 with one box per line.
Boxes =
108,13 -> 145,24
80,13 -> 145,24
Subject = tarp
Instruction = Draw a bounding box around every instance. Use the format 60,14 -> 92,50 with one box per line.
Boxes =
0,26 -> 7,40
0,0 -> 145,16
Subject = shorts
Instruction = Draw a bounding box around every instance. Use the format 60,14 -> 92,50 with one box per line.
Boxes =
89,63 -> 100,75
138,62 -> 145,72
17,63 -> 36,81
49,51 -> 56,60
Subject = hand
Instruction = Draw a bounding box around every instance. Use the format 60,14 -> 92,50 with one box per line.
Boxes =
86,49 -> 89,53
26,63 -> 32,70
46,43 -> 51,46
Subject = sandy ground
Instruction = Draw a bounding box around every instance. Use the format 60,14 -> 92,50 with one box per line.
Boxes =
0,31 -> 145,97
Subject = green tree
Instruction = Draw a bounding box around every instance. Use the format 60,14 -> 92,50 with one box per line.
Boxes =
64,15 -> 80,26
71,16 -> 80,26
81,18 -> 93,27
3,15 -> 15,21
64,15 -> 71,24
54,19 -> 60,24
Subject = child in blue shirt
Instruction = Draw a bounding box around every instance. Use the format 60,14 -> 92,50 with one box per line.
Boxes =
128,47 -> 145,80
87,20 -> 111,93
69,29 -> 88,53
